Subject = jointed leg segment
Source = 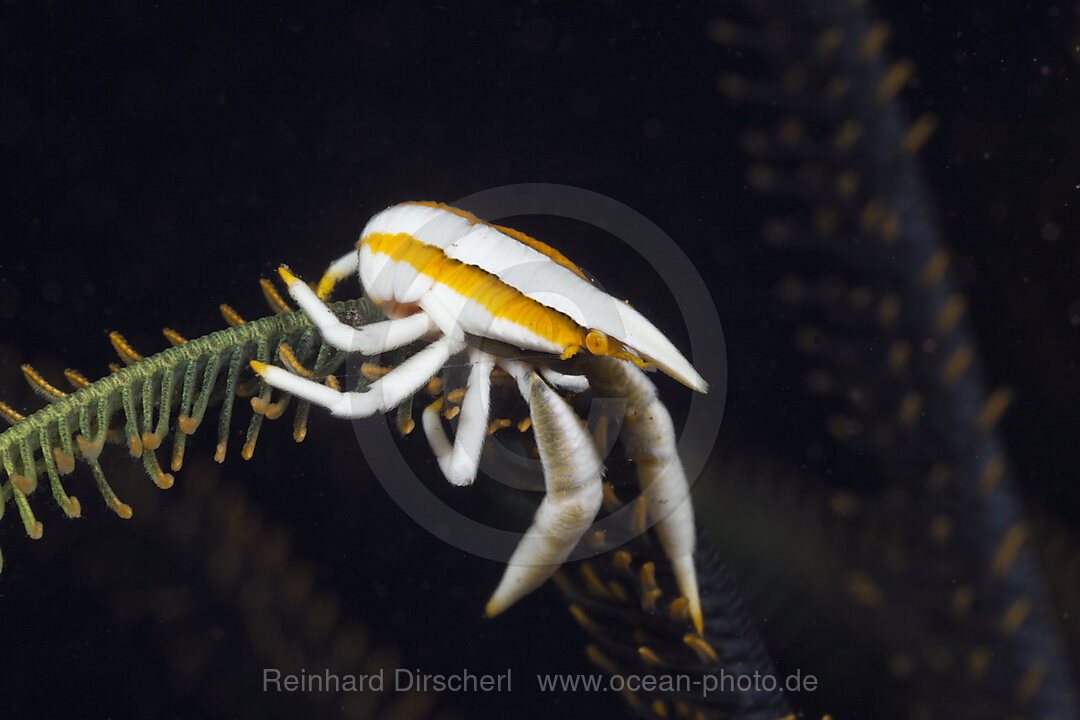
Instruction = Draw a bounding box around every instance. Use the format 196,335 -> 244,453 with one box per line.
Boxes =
254,334 -> 463,418
583,356 -> 702,634
418,349 -> 495,487
485,360 -> 604,618
280,266 -> 437,354
314,249 -> 360,300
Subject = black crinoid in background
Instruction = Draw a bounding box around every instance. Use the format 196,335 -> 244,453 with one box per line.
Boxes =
0,1 -> 1077,719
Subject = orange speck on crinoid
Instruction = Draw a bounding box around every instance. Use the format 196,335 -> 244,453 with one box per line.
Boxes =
669,596 -> 691,624
76,434 -> 104,461
110,499 -> 134,520
11,474 -> 36,495
52,447 -> 76,475
683,634 -> 719,664
638,646 -> 663,666
263,401 -> 287,421
153,471 -> 175,490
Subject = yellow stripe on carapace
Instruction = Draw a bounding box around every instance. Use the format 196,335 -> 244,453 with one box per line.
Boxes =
363,231 -> 589,350
489,222 -> 591,282
411,200 -> 480,222
409,201 -> 591,281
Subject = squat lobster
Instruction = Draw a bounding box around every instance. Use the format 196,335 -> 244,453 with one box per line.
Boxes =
251,201 -> 708,633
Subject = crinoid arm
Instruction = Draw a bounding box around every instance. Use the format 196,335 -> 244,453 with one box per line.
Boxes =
0,298 -> 382,573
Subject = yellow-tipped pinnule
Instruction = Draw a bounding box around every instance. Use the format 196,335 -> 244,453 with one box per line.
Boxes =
315,274 -> 336,300
277,265 -> 301,287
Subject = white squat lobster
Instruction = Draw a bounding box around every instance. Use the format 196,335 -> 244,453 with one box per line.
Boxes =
251,201 -> 709,633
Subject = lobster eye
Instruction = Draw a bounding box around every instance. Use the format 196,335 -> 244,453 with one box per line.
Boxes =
585,330 -> 609,355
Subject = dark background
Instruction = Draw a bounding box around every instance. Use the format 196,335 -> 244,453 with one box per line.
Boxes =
0,2 -> 1077,719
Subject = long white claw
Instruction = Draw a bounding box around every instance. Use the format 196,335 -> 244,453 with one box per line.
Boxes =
485,368 -> 604,618
333,335 -> 462,418
252,335 -> 461,421
250,361 -> 341,408
250,360 -> 381,418
586,357 -> 704,634
627,399 -> 702,634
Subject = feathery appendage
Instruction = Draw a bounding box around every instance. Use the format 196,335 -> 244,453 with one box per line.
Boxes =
0,298 -> 382,573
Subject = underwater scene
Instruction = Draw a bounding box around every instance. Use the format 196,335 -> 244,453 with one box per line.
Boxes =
1,2 -> 1077,719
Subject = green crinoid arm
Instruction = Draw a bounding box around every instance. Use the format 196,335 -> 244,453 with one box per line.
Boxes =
0,299 -> 382,573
